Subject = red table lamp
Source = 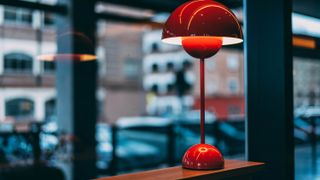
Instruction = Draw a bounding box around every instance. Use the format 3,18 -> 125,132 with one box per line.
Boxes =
162,0 -> 243,170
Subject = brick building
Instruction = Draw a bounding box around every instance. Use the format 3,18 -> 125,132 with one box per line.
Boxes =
97,22 -> 147,123
193,49 -> 245,119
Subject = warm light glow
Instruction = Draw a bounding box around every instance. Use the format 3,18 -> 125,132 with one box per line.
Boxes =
292,36 -> 316,49
37,54 -> 97,61
162,36 -> 243,46
181,36 -> 222,59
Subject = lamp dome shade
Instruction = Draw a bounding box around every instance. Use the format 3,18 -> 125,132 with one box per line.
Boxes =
162,0 -> 243,46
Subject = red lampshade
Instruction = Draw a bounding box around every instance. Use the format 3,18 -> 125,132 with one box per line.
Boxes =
162,0 -> 243,46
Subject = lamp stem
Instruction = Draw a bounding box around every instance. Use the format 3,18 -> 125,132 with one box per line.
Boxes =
200,58 -> 205,144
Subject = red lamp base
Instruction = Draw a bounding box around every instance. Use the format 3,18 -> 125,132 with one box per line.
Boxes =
182,144 -> 224,170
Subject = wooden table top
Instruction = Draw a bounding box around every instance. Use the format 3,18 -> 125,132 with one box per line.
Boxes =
96,160 -> 264,180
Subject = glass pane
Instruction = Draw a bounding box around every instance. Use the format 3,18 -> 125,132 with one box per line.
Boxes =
44,13 -> 55,26
294,56 -> 320,180
4,53 -> 33,73
4,7 -> 33,26
5,98 -> 34,120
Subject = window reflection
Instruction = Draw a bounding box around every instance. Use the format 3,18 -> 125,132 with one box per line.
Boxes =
4,53 -> 33,74
5,98 -> 34,121
4,7 -> 33,26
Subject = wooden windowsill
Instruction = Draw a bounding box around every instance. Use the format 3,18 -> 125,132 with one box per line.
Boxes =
96,160 -> 265,180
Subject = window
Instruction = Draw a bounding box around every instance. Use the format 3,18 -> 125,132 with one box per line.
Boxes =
123,59 -> 140,78
4,53 -> 33,73
45,98 -> 56,121
228,105 -> 241,116
151,43 -> 159,52
207,59 -> 216,70
182,60 -> 192,69
226,55 -> 239,70
166,62 -> 174,72
228,78 -> 239,94
167,83 -> 174,92
206,81 -> 217,94
4,7 -> 33,25
44,12 -> 55,26
43,61 -> 56,72
151,84 -> 159,94
151,63 -> 159,73
5,98 -> 34,121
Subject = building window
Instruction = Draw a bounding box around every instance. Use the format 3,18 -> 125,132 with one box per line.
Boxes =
167,83 -> 174,92
228,105 -> 241,116
228,78 -> 239,94
45,98 -> 56,121
151,84 -> 159,94
5,98 -> 34,121
207,60 -> 215,70
166,62 -> 174,72
44,12 -> 55,26
226,55 -> 239,70
4,53 -> 33,74
206,81 -> 217,94
123,59 -> 139,78
4,7 -> 33,25
151,63 -> 159,73
151,43 -> 159,52
43,61 -> 56,72
182,60 -> 192,70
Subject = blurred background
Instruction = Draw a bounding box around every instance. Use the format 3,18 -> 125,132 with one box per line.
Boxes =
0,0 -> 319,180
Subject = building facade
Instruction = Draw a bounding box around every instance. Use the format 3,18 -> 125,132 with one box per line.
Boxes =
0,4 -> 57,122
97,22 -> 147,123
193,48 -> 245,119
143,30 -> 195,115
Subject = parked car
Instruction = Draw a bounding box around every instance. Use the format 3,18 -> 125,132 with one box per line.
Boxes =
97,117 -> 171,170
295,106 -> 320,118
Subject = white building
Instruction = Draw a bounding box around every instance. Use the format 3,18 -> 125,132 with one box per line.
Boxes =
142,30 -> 195,115
0,4 -> 59,122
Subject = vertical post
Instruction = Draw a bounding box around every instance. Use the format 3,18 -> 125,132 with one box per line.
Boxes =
310,117 -> 317,173
56,0 -> 97,180
0,51 -> 3,75
0,95 -> 5,121
0,6 -> 4,25
31,122 -> 41,165
200,58 -> 205,144
110,125 -> 118,175
0,6 -> 3,75
244,0 -> 294,180
167,123 -> 175,166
